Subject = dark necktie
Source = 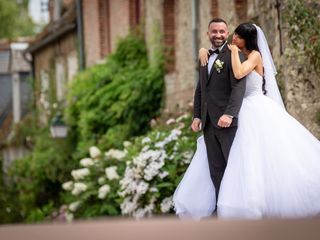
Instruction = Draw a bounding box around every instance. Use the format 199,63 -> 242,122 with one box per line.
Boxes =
208,48 -> 219,56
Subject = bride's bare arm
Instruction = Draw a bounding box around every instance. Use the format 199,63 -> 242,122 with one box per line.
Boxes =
199,48 -> 209,66
228,44 -> 260,79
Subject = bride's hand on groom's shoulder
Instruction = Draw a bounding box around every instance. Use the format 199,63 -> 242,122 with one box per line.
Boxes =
228,44 -> 239,52
199,48 -> 209,67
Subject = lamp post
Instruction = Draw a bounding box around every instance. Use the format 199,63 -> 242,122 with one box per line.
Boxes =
50,113 -> 68,138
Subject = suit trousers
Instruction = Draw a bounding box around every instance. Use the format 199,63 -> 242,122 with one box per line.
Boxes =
203,114 -> 237,209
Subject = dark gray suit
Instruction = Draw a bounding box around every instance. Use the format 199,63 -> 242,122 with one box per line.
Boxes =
193,44 -> 246,207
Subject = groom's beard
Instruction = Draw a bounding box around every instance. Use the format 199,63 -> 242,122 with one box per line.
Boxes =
210,37 -> 227,48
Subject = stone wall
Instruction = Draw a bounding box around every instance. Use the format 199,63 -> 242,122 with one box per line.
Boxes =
144,0 -> 319,137
247,0 -> 320,138
33,32 -> 77,123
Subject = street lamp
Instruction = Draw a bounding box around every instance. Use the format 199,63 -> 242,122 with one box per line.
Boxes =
50,113 -> 68,138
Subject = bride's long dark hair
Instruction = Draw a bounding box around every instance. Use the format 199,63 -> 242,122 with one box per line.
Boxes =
234,23 -> 267,95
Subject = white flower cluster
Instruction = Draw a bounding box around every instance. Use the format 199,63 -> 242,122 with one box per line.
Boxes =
62,114 -> 194,220
155,129 -> 182,148
69,201 -> 81,212
89,146 -> 101,159
118,127 -> 185,218
98,184 -> 111,199
71,182 -> 88,195
105,149 -> 126,160
160,196 -> 173,213
62,181 -> 73,191
80,158 -> 94,167
105,166 -> 120,180
182,151 -> 194,164
118,148 -> 167,216
71,168 -> 90,180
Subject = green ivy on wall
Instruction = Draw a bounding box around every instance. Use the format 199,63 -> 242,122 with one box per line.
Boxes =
285,0 -> 320,74
66,33 -> 164,156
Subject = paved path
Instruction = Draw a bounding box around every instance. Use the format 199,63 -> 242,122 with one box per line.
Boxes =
1,216 -> 320,240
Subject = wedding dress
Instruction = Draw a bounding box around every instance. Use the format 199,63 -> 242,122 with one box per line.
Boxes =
173,70 -> 320,219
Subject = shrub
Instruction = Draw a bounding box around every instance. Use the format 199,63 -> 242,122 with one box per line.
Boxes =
61,114 -> 198,219
66,34 -> 164,156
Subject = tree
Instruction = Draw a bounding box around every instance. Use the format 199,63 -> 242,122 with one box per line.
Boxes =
0,0 -> 35,39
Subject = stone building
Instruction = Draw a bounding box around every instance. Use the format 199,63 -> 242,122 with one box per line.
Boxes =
0,40 -> 32,143
0,39 -> 32,174
26,0 -> 320,137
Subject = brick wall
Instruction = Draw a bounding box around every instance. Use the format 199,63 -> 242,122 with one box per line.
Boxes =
32,32 -> 77,123
163,0 -> 175,73
83,0 -> 131,66
98,0 -> 111,57
82,0 -> 101,66
235,0 -> 248,22
211,0 -> 219,17
129,0 -> 141,28
109,0 -> 130,52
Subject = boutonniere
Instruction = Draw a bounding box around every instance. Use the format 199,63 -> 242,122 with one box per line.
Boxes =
214,59 -> 224,73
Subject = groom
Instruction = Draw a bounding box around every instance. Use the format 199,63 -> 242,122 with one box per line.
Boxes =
192,18 -> 246,211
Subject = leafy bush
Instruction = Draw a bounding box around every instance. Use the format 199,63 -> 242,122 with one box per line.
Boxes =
60,146 -> 127,219
66,34 -> 164,156
61,114 -> 198,219
3,33 -> 164,223
8,127 -> 77,222
0,158 -> 23,223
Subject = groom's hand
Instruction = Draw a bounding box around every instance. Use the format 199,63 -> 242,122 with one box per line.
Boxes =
191,118 -> 201,132
218,114 -> 233,128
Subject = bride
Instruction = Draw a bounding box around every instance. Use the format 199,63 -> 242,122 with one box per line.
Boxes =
173,23 -> 320,220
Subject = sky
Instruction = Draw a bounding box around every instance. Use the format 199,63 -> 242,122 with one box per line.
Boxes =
28,0 -> 49,24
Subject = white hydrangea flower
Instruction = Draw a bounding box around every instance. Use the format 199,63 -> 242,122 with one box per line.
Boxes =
155,129 -> 181,148
144,196 -> 156,214
155,132 -> 161,140
105,149 -> 126,160
159,171 -> 169,179
71,182 -> 88,195
98,184 -> 111,199
120,197 -> 138,215
141,137 -> 151,144
136,181 -> 149,195
133,208 -> 146,219
89,146 -> 101,159
133,155 -> 147,169
123,141 -> 132,148
154,141 -> 165,149
79,158 -> 94,167
149,187 -> 158,193
160,196 -> 173,213
69,201 -> 81,212
141,145 -> 150,152
62,181 -> 73,191
71,168 -> 90,180
105,166 -> 120,180
182,151 -> 194,164
143,150 -> 166,181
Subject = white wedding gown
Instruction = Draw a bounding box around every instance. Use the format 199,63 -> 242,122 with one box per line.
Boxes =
173,71 -> 320,219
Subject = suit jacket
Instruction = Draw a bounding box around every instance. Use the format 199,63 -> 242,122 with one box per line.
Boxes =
193,44 -> 246,130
